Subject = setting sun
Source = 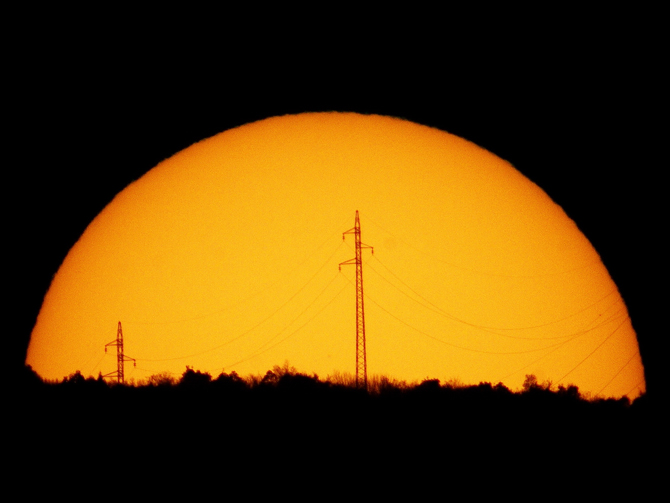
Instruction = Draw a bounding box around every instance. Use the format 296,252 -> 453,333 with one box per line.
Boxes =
25,112 -> 645,399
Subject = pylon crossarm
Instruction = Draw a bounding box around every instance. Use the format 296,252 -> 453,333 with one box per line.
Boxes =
339,258 -> 358,268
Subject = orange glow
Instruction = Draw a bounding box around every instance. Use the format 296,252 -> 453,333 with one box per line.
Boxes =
26,112 -> 645,398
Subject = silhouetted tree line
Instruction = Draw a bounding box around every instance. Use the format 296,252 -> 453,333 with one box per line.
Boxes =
18,362 -> 642,407
17,362 -> 648,411
13,361 -> 657,494
16,362 -> 649,434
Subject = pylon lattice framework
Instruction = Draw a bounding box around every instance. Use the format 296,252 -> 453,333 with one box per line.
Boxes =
339,211 -> 374,390
104,321 -> 136,384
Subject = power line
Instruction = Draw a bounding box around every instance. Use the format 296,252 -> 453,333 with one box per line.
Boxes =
624,378 -> 646,399
597,351 -> 641,396
219,278 -> 349,372
361,285 -> 574,355
556,315 -> 630,384
351,259 -> 629,357
125,216 -> 351,327
113,212 -> 641,399
364,212 -> 602,279
498,308 -> 629,383
369,254 -> 622,334
134,241 -> 345,363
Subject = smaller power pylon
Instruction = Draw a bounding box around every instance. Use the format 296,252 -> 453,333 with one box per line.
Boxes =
339,211 -> 374,391
103,321 -> 136,384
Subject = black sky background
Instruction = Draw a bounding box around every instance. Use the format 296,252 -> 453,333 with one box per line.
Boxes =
10,14 -> 661,398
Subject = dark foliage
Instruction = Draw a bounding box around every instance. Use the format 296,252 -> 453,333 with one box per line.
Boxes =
12,366 -> 658,495
179,366 -> 212,387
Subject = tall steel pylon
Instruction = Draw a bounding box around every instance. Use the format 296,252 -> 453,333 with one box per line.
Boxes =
339,211 -> 374,390
104,321 -> 136,384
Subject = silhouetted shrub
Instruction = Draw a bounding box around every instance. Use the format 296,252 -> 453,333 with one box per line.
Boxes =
368,374 -> 409,395
557,384 -> 581,401
213,370 -> 247,392
277,372 -> 322,394
142,371 -> 177,387
260,369 -> 279,385
179,366 -> 212,387
62,370 -> 87,386
417,378 -> 441,391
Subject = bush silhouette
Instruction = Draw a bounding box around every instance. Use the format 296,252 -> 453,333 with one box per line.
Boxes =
179,366 -> 212,387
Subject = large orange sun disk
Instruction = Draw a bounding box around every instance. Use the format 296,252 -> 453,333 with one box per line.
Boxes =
26,112 -> 645,399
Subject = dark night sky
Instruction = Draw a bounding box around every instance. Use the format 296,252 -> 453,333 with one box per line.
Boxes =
10,15 -> 661,396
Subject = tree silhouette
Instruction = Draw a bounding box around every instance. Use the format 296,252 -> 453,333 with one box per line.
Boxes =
522,373 -> 539,391
62,370 -> 86,385
213,370 -> 247,394
143,371 -> 176,387
557,383 -> 581,401
179,366 -> 212,387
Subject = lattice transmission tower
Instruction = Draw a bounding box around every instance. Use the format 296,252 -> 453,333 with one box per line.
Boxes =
339,211 -> 374,390
103,321 -> 136,384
